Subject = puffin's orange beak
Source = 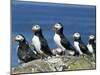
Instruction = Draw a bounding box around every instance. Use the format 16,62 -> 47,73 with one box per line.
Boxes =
52,26 -> 57,31
12,36 -> 16,44
32,27 -> 38,32
32,29 -> 37,32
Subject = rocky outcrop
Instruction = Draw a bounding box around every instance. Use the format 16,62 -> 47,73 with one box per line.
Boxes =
12,55 -> 96,74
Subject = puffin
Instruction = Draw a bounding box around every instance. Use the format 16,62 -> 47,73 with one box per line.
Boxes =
87,35 -> 96,58
15,34 -> 39,63
32,25 -> 53,59
52,23 -> 77,56
73,32 -> 91,55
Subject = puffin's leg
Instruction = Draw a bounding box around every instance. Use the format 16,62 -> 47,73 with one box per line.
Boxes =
92,54 -> 95,59
61,50 -> 65,56
81,54 -> 87,58
40,55 -> 44,60
40,53 -> 46,60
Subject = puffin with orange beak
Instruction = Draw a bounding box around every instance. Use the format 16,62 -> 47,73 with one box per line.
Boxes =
87,35 -> 96,58
32,25 -> 53,59
14,34 -> 39,63
73,32 -> 91,56
52,23 -> 77,56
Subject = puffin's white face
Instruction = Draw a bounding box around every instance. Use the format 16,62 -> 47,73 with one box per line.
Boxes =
32,25 -> 40,32
73,32 -> 80,39
53,23 -> 62,31
89,35 -> 95,40
15,35 -> 24,41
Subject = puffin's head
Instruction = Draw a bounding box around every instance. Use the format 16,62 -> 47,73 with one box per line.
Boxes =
15,34 -> 25,42
73,32 -> 81,41
52,23 -> 63,32
32,25 -> 41,32
89,35 -> 95,40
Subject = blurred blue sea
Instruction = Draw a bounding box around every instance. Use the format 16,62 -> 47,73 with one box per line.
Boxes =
11,1 -> 96,67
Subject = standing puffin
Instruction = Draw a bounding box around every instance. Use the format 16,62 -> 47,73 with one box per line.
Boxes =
15,34 -> 39,63
73,32 -> 91,55
87,35 -> 96,58
32,25 -> 53,59
52,23 -> 76,56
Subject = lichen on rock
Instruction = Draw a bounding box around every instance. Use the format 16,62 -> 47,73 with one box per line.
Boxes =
12,55 -> 96,74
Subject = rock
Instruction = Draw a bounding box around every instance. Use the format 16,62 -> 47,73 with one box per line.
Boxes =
12,55 -> 96,74
63,55 -> 96,71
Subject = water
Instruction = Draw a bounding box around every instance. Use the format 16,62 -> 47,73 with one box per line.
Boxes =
11,1 -> 96,67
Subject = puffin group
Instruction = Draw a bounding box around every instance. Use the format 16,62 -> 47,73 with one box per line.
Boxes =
14,23 -> 96,63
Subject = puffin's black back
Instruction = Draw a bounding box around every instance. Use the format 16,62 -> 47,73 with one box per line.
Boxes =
89,39 -> 96,54
35,30 -> 53,56
17,41 -> 39,63
60,34 -> 75,51
56,27 -> 75,51
79,40 -> 91,55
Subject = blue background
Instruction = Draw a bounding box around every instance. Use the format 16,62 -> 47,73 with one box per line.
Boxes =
11,1 -> 96,67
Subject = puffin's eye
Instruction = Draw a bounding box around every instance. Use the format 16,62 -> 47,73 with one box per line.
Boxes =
17,35 -> 20,38
36,26 -> 38,28
56,24 -> 58,26
36,25 -> 39,28
77,33 -> 79,35
57,24 -> 60,26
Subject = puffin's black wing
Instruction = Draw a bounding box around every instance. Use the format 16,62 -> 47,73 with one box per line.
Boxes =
92,42 -> 96,54
40,38 -> 53,56
92,40 -> 96,50
17,46 -> 25,62
60,35 -> 75,50
17,43 -> 39,63
79,41 -> 90,55
26,42 -> 41,59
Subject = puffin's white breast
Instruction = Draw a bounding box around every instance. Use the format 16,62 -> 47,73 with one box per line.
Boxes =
54,33 -> 65,51
32,35 -> 44,54
87,43 -> 94,53
74,41 -> 83,55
